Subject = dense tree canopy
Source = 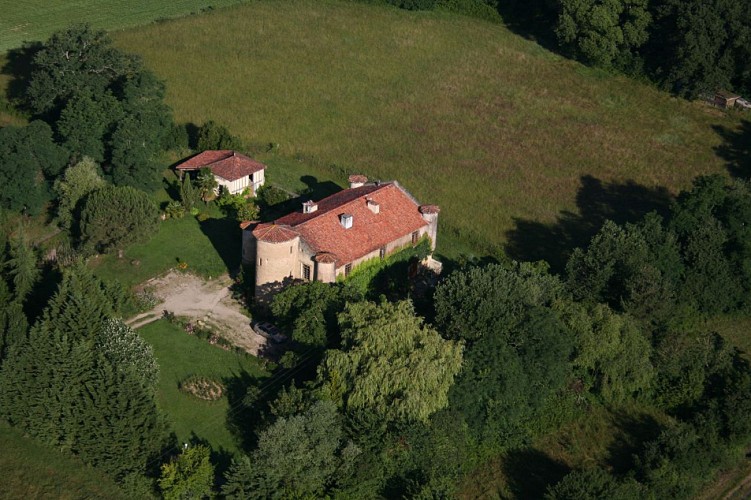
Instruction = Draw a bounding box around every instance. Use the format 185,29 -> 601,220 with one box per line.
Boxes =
0,121 -> 69,215
0,265 -> 167,479
26,24 -> 135,115
79,185 -> 158,253
556,0 -> 651,68
223,401 -> 358,499
319,300 -> 463,423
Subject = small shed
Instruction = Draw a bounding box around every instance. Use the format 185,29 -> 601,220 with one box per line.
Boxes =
713,90 -> 741,109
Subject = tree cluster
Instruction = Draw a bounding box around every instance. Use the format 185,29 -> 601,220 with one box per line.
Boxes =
0,261 -> 168,482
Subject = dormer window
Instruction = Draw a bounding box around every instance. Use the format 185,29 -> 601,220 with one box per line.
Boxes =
340,214 -> 353,229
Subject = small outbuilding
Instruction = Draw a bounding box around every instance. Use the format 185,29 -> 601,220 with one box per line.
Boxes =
175,150 -> 266,195
713,90 -> 741,109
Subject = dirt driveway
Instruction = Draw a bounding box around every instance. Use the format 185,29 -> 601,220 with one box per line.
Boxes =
126,271 -> 267,355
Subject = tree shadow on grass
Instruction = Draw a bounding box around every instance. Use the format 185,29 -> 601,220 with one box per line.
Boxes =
259,175 -> 342,222
300,175 -> 341,200
503,448 -> 570,498
713,119 -> 751,179
1,44 -> 40,109
505,175 -> 672,273
493,0 -> 560,53
223,370 -> 266,453
605,410 -> 661,473
199,217 -> 241,275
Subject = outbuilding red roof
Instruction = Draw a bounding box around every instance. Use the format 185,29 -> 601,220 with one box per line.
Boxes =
264,182 -> 428,266
175,150 -> 266,182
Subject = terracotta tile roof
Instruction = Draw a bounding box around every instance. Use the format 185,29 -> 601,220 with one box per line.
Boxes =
175,150 -> 266,182
252,223 -> 298,243
314,252 -> 338,263
274,182 -> 428,266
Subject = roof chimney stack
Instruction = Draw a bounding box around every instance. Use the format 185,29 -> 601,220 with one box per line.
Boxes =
348,174 -> 368,189
340,213 -> 353,229
366,198 -> 380,214
302,200 -> 318,214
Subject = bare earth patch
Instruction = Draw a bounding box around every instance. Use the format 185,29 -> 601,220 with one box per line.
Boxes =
127,271 -> 267,355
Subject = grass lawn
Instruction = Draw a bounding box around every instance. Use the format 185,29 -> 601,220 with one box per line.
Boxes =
0,422 -> 127,499
0,0 -> 252,53
112,0 -> 750,260
138,319 -> 269,456
90,209 -> 241,287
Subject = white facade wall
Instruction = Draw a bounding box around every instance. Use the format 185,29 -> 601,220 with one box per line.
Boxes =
214,170 -> 266,195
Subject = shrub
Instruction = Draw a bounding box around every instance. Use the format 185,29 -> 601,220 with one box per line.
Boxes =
178,375 -> 224,401
165,200 -> 185,219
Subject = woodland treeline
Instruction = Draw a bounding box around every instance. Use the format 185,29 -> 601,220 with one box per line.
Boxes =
373,0 -> 751,98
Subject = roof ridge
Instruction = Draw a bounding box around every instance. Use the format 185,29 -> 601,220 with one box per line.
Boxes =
293,183 -> 394,228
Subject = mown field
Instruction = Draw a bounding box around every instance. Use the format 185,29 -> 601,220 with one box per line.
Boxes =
0,423 -> 127,499
113,0 -> 748,259
0,0 -> 250,53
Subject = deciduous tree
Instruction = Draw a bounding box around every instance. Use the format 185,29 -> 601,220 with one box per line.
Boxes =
222,401 -> 358,499
556,0 -> 651,68
53,156 -> 106,230
319,300 -> 463,423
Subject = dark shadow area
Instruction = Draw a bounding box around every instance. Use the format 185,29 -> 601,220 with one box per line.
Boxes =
198,217 -> 242,274
223,370 -> 267,452
1,44 -> 41,109
299,175 -> 341,200
505,175 -> 672,273
185,122 -> 200,150
257,176 -> 342,222
162,176 -> 180,204
503,448 -> 570,498
24,262 -> 62,323
494,0 -> 560,53
606,410 -> 662,473
714,119 -> 751,179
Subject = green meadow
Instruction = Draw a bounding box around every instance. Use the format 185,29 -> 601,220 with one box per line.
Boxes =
0,0 -> 250,53
0,423 -> 128,499
113,0 -> 748,259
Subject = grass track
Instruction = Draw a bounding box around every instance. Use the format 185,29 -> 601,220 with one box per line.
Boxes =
0,0 -> 251,53
112,0 -> 749,258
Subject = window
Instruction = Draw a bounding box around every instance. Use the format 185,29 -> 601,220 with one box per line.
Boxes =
412,231 -> 419,245
258,258 -> 262,266
302,263 -> 311,281
380,246 -> 386,259
345,263 -> 352,277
